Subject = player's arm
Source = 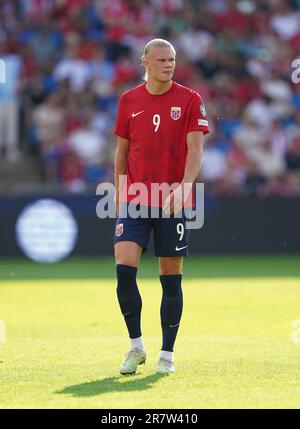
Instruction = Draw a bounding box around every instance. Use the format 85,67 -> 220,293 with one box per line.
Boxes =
182,130 -> 204,185
163,131 -> 204,215
114,137 -> 130,215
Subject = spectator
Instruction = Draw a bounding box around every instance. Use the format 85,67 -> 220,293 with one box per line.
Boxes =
270,1 -> 300,41
200,141 -> 228,183
286,135 -> 300,173
90,46 -> 116,97
233,114 -> 268,156
67,121 -> 106,166
0,0 -> 299,197
249,139 -> 286,179
58,149 -> 86,193
32,91 -> 64,154
53,40 -> 91,92
0,41 -> 22,161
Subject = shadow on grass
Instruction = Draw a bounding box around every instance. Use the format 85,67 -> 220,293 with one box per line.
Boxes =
55,373 -> 166,397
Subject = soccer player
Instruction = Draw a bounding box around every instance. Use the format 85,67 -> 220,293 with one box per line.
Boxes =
114,39 -> 209,374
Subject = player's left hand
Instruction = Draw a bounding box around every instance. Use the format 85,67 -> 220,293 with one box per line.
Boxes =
163,183 -> 192,215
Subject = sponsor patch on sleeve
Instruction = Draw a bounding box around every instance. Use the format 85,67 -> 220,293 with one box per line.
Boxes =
200,104 -> 206,117
198,119 -> 208,127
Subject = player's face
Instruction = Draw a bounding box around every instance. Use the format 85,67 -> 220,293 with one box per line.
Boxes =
145,47 -> 176,82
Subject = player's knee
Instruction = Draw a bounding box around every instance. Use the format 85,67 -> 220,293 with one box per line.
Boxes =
160,267 -> 181,275
160,259 -> 183,275
114,243 -> 141,267
116,264 -> 137,289
160,274 -> 183,325
116,264 -> 141,316
116,257 -> 138,267
160,274 -> 182,297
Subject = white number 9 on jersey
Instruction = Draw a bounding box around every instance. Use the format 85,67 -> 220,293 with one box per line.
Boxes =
177,223 -> 184,241
153,114 -> 160,132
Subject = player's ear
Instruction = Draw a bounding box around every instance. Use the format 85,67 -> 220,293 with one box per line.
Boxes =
141,54 -> 147,67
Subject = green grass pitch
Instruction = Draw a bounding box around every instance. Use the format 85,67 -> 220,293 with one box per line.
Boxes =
1,255 -> 300,409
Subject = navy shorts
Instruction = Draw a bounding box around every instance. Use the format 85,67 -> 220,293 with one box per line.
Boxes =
113,204 -> 191,257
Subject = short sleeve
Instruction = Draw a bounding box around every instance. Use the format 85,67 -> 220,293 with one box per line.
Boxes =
114,95 -> 129,139
187,92 -> 209,135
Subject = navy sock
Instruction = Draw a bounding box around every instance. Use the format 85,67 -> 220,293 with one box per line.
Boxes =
116,264 -> 142,339
160,274 -> 183,352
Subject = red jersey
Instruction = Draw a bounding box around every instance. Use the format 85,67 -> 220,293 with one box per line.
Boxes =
114,81 -> 209,206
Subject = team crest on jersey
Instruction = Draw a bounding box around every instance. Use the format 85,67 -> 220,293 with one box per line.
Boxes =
115,223 -> 123,237
170,107 -> 181,120
200,104 -> 206,117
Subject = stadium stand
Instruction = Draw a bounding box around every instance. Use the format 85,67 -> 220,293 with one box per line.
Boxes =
0,0 -> 300,196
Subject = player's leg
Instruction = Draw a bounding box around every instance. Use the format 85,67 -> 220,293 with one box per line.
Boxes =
156,257 -> 183,373
114,212 -> 152,374
115,240 -> 143,267
153,214 -> 190,374
115,241 -> 146,374
159,256 -> 183,275
115,242 -> 143,341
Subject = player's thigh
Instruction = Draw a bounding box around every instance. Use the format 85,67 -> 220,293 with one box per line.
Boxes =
153,214 -> 190,257
114,241 -> 143,267
159,256 -> 183,275
114,214 -> 152,266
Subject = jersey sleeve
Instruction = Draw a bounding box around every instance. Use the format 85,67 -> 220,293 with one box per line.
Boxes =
187,92 -> 209,135
114,94 -> 129,139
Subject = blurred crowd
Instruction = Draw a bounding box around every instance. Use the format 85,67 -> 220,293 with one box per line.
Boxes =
1,0 -> 300,197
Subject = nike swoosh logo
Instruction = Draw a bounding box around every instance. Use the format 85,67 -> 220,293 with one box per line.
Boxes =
169,323 -> 180,328
175,245 -> 188,251
132,110 -> 144,117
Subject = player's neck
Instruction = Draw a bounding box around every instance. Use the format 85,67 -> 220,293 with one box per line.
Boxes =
145,80 -> 173,95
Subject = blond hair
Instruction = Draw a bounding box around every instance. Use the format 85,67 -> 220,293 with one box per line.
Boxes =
141,38 -> 176,81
